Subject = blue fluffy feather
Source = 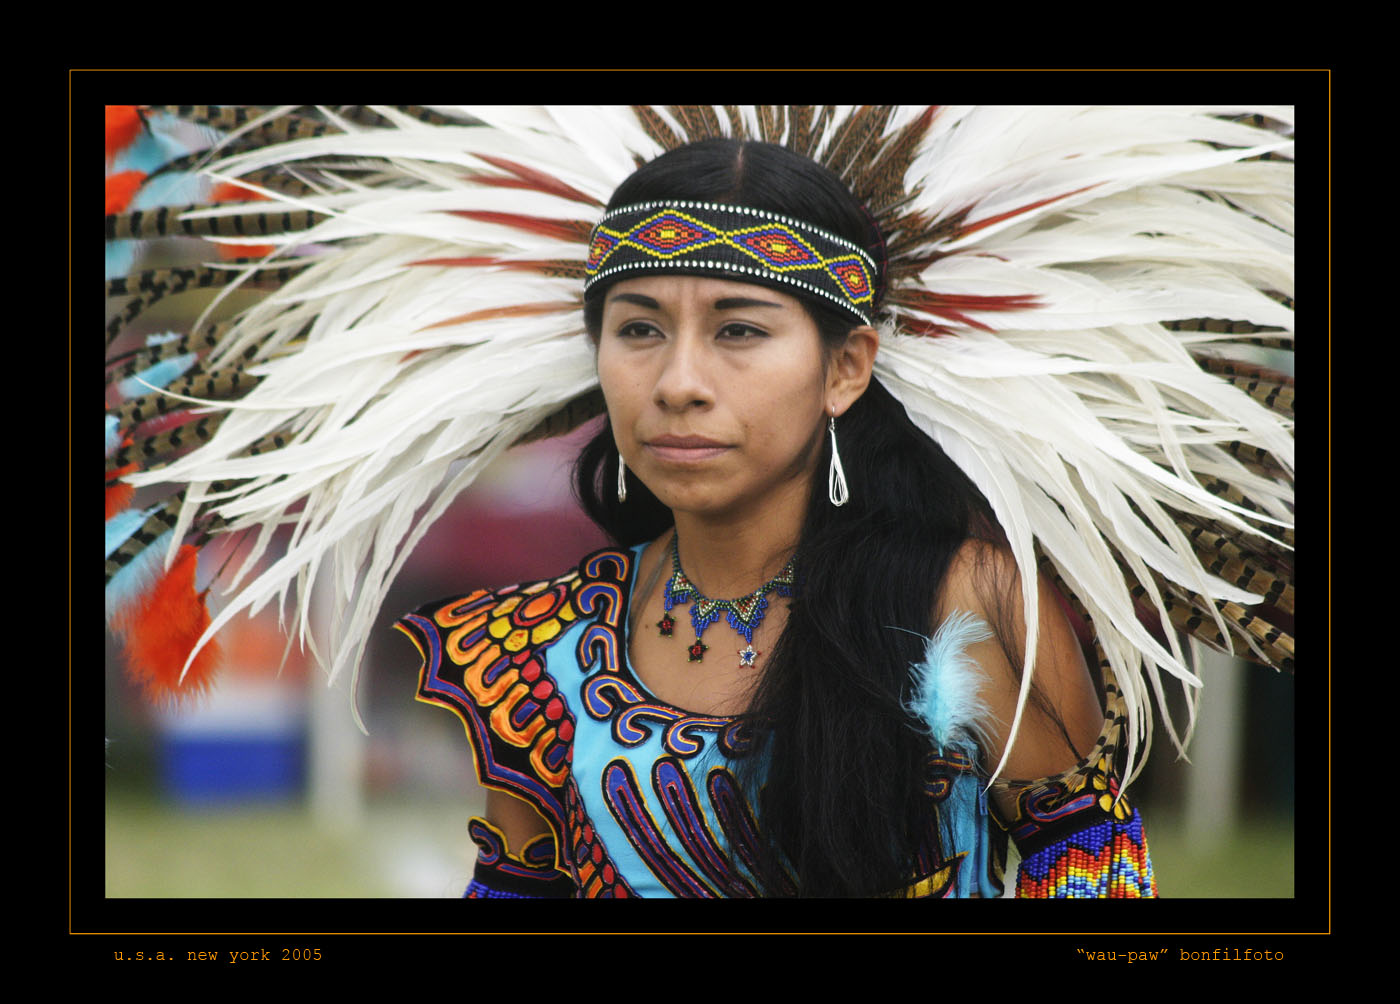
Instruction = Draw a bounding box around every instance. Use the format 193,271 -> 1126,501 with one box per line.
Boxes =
105,414 -> 121,457
108,109 -> 215,177
106,241 -> 138,281
106,506 -> 154,559
105,525 -> 172,623
905,610 -> 995,753
903,611 -> 1003,897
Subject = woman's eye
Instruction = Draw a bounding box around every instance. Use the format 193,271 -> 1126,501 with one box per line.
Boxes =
718,323 -> 766,340
617,321 -> 661,339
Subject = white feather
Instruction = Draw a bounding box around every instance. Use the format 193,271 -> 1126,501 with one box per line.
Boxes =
118,105 -> 1292,775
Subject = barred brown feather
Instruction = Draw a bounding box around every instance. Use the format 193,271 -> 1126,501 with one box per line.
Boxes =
669,105 -> 723,143
107,263 -> 305,313
1126,564 -> 1294,674
145,104 -> 268,133
1182,526 -> 1293,613
1224,440 -> 1290,479
106,414 -> 224,474
1197,358 -> 1295,417
106,322 -> 241,384
1168,316 -> 1292,340
104,499 -> 182,584
105,205 -> 324,242
112,368 -> 261,429
856,107 -> 939,219
632,104 -> 683,151
722,106 -> 748,141
821,106 -> 891,187
756,106 -> 784,144
791,106 -> 829,160
513,388 -> 607,448
105,264 -> 303,349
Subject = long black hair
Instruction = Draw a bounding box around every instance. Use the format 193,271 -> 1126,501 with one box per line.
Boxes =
576,139 -> 1004,896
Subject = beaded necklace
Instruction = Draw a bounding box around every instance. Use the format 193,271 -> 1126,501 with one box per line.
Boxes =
658,536 -> 796,666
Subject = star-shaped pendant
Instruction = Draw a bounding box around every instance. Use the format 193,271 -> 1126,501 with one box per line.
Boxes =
738,644 -> 760,667
687,639 -> 708,662
657,613 -> 675,637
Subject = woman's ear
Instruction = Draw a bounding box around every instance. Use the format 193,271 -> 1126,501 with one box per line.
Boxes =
827,325 -> 879,416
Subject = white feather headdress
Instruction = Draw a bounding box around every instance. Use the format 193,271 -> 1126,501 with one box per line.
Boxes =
105,105 -> 1294,774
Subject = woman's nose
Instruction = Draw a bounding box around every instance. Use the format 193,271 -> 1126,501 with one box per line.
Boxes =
652,332 -> 713,411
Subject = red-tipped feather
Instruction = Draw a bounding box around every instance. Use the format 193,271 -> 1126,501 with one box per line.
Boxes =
898,289 -> 1042,333
472,154 -> 604,207
106,106 -> 144,160
409,255 -> 578,274
211,181 -> 274,259
951,185 -> 1098,240
106,170 -> 147,214
106,463 -> 136,520
119,544 -> 222,701
447,210 -> 591,244
421,300 -> 579,330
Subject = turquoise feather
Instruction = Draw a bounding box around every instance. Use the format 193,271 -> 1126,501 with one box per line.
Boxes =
905,610 -> 995,753
108,109 -> 214,177
905,610 -> 1002,897
105,506 -> 154,559
105,414 -> 121,457
105,526 -> 173,623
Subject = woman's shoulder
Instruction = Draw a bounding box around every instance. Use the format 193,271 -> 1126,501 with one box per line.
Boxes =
930,537 -> 1105,795
935,538 -> 1024,620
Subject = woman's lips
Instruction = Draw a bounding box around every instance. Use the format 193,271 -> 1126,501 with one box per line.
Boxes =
644,435 -> 731,463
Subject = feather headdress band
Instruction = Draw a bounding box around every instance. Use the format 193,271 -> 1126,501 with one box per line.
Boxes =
584,200 -> 879,324
104,105 -> 1294,778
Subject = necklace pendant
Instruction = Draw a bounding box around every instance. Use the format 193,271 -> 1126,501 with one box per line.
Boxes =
662,536 -> 796,671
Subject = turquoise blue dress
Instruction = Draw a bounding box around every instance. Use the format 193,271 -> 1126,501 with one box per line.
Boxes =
397,544 -> 1153,898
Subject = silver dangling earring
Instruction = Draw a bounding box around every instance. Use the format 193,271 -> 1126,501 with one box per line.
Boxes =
617,456 -> 628,503
828,413 -> 849,507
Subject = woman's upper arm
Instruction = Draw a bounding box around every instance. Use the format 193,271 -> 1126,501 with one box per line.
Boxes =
935,541 -> 1103,815
484,788 -> 554,848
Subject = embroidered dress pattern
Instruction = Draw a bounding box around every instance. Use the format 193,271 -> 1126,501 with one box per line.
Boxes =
398,546 -> 781,897
399,545 -> 1155,898
463,818 -> 575,898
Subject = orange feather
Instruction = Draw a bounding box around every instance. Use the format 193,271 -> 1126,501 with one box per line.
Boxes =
106,460 -> 137,520
120,544 -> 222,702
106,171 -> 147,214
106,106 -> 144,160
105,481 -> 135,521
211,181 -> 274,258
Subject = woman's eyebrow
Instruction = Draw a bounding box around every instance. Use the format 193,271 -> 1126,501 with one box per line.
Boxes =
714,297 -> 783,310
608,292 -> 661,309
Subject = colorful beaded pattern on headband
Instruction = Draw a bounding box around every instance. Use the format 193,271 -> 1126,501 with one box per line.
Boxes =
584,201 -> 878,325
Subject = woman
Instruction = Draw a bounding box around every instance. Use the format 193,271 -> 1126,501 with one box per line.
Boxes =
397,140 -> 1145,898
107,106 -> 1293,899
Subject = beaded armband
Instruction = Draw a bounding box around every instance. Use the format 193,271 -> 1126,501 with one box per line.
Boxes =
1001,762 -> 1156,898
464,817 -> 576,899
992,675 -> 1157,898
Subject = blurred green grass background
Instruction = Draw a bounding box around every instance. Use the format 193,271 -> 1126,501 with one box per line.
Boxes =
104,793 -> 1293,898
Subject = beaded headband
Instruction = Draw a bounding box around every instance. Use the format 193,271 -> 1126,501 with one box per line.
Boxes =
583,201 -> 879,326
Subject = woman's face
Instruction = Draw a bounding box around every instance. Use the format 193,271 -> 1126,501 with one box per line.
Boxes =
597,275 -> 834,522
